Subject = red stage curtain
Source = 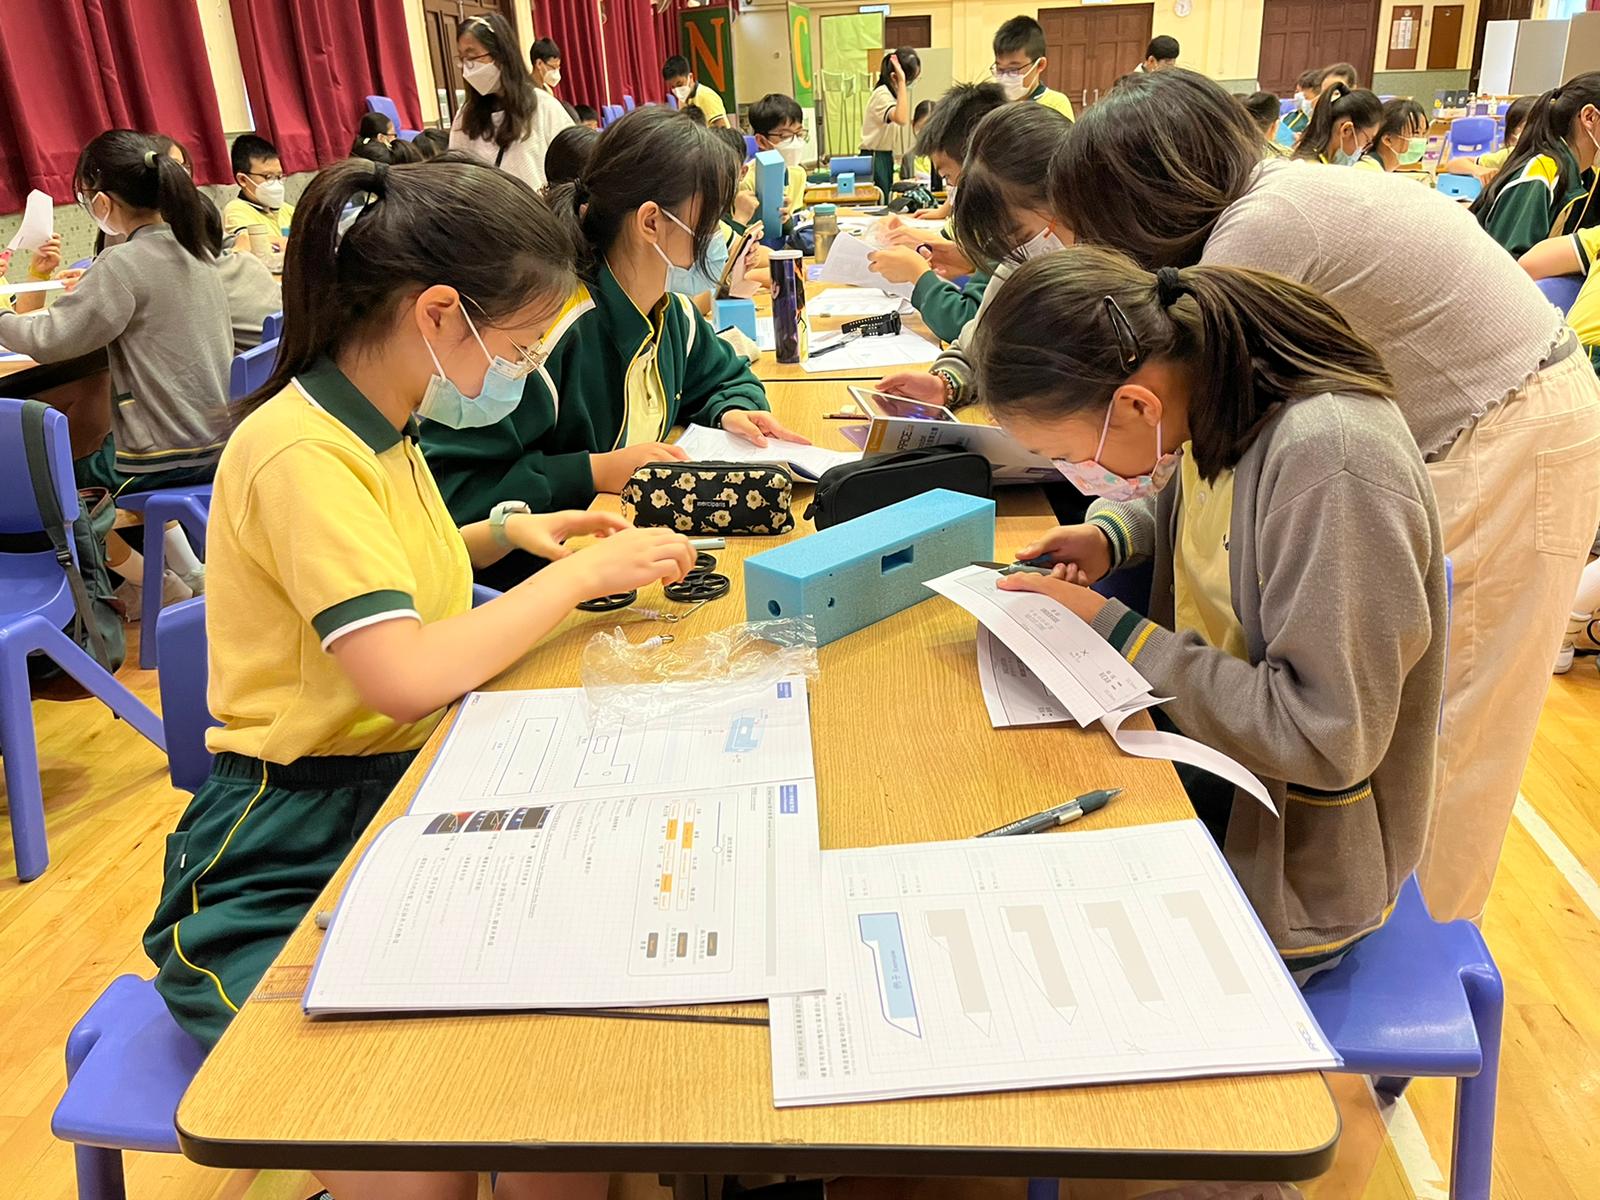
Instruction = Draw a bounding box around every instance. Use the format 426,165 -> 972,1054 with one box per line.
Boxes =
605,0 -> 672,110
229,0 -> 423,175
0,0 -> 230,209
542,0 -> 610,111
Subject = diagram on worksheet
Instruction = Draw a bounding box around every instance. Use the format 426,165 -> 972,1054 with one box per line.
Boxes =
770,820 -> 1337,1106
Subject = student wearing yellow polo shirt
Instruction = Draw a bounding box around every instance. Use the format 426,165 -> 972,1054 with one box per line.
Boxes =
740,92 -> 808,229
663,54 -> 730,128
1521,222 -> 1600,370
991,16 -> 1075,121
145,158 -> 693,1200
425,108 -> 806,589
222,133 -> 295,257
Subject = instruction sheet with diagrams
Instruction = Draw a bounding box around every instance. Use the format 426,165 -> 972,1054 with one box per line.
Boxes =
768,820 -> 1337,1106
304,678 -> 826,1015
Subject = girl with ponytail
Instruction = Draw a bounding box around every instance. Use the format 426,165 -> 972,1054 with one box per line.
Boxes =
1290,81 -> 1383,164
1473,71 -> 1600,255
0,129 -> 232,494
145,159 -> 694,1200
969,245 -> 1448,975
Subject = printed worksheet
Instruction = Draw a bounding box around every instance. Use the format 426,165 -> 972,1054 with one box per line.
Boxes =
307,778 -> 825,1013
673,423 -> 861,481
801,332 -> 941,374
768,821 -> 1337,1106
408,678 -> 815,814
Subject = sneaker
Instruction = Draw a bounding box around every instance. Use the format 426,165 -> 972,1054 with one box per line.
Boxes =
178,564 -> 205,595
161,569 -> 194,608
1573,609 -> 1600,655
1556,640 -> 1576,674
113,575 -> 143,622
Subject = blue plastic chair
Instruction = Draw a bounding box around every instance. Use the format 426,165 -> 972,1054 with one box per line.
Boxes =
228,338 -> 278,403
744,134 -> 758,161
1536,274 -> 1584,315
623,94 -> 637,111
1279,97 -> 1299,116
51,975 -> 206,1200
260,310 -> 282,343
155,596 -> 215,793
1302,876 -> 1502,1200
1445,115 -> 1497,160
1437,173 -> 1483,202
364,93 -> 419,141
0,400 -> 165,880
114,487 -> 211,669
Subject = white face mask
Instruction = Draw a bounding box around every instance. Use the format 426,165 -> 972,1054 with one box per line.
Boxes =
672,83 -> 692,102
992,61 -> 1037,102
253,178 -> 286,210
81,192 -> 119,238
463,59 -> 502,95
774,137 -> 804,166
1014,226 -> 1064,261
545,67 -> 562,87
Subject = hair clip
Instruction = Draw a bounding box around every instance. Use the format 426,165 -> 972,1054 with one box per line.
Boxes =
1102,295 -> 1143,372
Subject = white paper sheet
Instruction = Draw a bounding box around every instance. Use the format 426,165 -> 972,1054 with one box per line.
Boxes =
807,290 -> 910,318
673,423 -> 860,481
2,279 -> 66,296
768,821 -> 1339,1106
754,316 -> 776,352
975,629 -> 1275,812
306,778 -> 826,1014
408,677 -> 817,814
801,331 -> 939,374
6,190 -> 52,253
814,230 -> 918,299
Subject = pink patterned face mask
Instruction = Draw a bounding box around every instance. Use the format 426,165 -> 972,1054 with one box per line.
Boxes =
1051,400 -> 1183,502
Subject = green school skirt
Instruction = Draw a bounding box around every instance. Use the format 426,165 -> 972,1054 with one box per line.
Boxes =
143,749 -> 416,1048
74,433 -> 217,498
870,150 -> 895,200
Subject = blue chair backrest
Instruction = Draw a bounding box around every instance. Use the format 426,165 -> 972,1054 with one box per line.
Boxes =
624,94 -> 636,111
1446,115 -> 1497,159
366,94 -> 402,128
229,339 -> 279,403
0,398 -> 79,536
744,134 -> 758,161
1436,173 -> 1483,201
156,597 -> 217,793
260,311 -> 283,343
1279,97 -> 1299,116
1537,274 -> 1584,315
68,257 -> 93,272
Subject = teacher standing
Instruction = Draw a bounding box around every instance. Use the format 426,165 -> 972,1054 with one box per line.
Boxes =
450,12 -> 572,190
860,48 -> 920,201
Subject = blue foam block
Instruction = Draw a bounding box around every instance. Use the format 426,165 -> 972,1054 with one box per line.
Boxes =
836,172 -> 855,196
714,297 -> 758,339
830,154 -> 871,179
744,489 -> 995,645
753,149 -> 786,248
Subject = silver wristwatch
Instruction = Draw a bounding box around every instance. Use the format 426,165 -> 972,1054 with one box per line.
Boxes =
489,500 -> 531,549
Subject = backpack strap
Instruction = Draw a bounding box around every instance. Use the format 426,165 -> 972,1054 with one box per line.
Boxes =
19,400 -> 114,670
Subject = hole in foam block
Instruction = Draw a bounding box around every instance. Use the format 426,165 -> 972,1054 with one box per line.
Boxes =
881,545 -> 914,572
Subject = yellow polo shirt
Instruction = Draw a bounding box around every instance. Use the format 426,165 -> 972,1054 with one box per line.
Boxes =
684,84 -> 728,126
222,197 -> 295,242
1568,226 -> 1600,365
204,358 -> 471,763
1173,447 -> 1248,661
1030,85 -> 1076,122
623,299 -> 672,447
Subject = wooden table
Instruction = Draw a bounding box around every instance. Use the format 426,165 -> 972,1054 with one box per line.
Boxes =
176,382 -> 1340,1181
749,281 -> 939,385
804,184 -> 884,207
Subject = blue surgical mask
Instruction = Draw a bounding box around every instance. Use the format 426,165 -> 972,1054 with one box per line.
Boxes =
668,226 -> 729,297
418,305 -> 528,429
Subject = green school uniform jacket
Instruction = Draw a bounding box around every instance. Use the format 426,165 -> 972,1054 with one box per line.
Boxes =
912,269 -> 991,343
422,264 -> 768,585
1479,140 -> 1596,258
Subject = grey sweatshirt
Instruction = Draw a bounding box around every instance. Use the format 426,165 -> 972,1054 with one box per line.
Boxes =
1085,392 -> 1447,961
0,225 -> 233,476
934,159 -> 1565,456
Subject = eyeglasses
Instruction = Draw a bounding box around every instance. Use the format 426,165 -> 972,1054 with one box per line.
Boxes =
990,59 -> 1039,78
502,337 -> 548,379
457,52 -> 494,67
1102,296 -> 1143,372
245,171 -> 285,183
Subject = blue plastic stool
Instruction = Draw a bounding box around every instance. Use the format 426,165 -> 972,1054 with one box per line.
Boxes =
1301,875 -> 1503,1200
260,309 -> 283,343
52,975 -> 207,1200
1536,274 -> 1584,315
364,93 -> 419,140
114,487 -> 211,669
1436,173 -> 1482,202
0,400 -> 165,880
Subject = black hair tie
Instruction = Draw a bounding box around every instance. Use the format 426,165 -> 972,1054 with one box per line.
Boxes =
369,160 -> 389,194
1155,266 -> 1185,308
142,149 -> 160,170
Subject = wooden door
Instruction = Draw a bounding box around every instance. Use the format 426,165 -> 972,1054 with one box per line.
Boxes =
1387,5 -> 1423,71
884,15 -> 931,49
1257,0 -> 1378,94
1041,3 -> 1152,110
1428,5 -> 1465,71
1470,0 -> 1533,90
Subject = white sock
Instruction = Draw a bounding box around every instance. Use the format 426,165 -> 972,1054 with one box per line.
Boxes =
114,547 -> 144,585
163,525 -> 203,577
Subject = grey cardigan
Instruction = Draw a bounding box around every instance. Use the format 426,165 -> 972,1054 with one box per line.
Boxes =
1085,391 -> 1447,961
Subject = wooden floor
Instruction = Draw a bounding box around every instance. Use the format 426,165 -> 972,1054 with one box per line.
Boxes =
3,628 -> 1599,1200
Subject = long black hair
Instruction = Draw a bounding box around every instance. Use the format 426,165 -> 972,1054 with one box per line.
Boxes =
1292,83 -> 1382,162
249,156 -> 576,413
456,11 -> 540,151
552,106 -> 738,279
877,47 -> 921,90
1048,69 -> 1262,269
1372,98 -> 1428,168
951,102 -> 1072,269
970,246 -> 1394,480
1472,72 -> 1600,220
74,129 -> 212,262
352,111 -> 394,153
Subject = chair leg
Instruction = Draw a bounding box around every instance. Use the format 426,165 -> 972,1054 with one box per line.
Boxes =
32,627 -> 165,750
1026,1180 -> 1060,1200
1452,965 -> 1505,1200
140,520 -> 164,669
0,645 -> 49,881
73,1143 -> 128,1200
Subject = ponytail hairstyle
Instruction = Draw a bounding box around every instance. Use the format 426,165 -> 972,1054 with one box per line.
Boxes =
1472,72 -> 1600,219
1292,83 -> 1383,161
551,106 -> 738,280
456,11 -> 539,151
951,102 -> 1072,269
352,111 -> 395,153
878,47 -> 921,90
248,156 -> 577,414
968,245 -> 1394,480
74,130 -> 212,263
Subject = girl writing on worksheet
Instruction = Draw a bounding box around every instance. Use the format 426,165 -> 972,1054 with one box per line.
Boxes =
144,154 -> 692,1200
969,246 -> 1447,979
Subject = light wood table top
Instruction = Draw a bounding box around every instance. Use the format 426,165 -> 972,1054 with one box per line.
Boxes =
804,184 -> 884,206
177,382 -> 1339,1180
748,281 -> 939,385
0,353 -> 38,379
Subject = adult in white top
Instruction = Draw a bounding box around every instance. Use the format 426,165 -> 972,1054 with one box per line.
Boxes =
449,12 -> 572,190
859,47 -> 920,201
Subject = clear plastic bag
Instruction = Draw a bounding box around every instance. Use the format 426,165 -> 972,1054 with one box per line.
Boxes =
580,616 -> 818,724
